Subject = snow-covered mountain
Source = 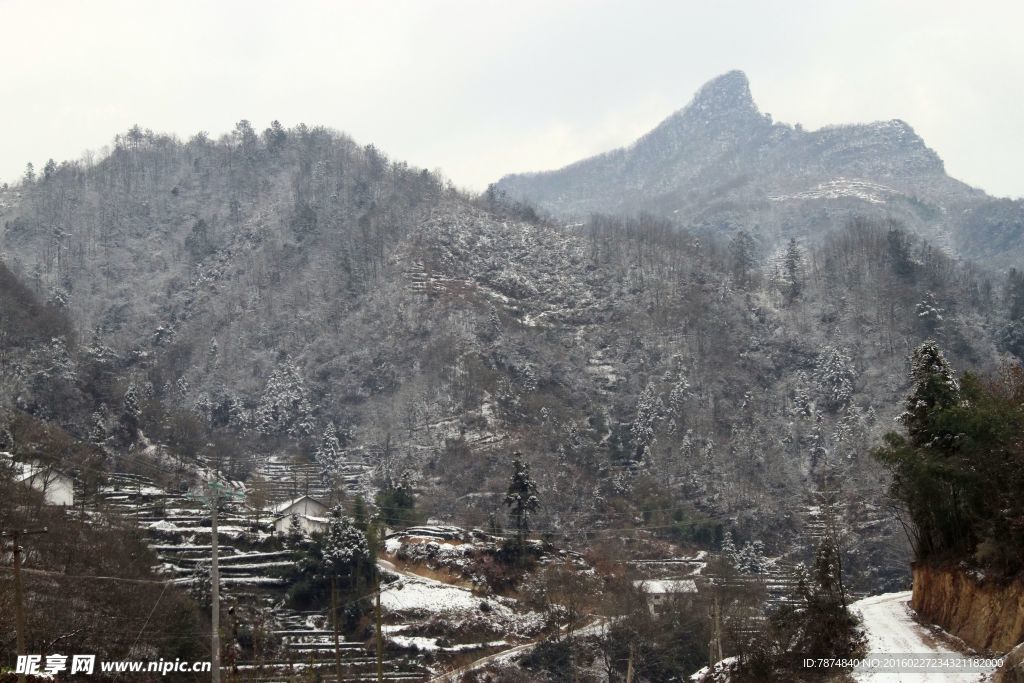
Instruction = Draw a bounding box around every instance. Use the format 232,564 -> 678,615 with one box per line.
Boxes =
0,119 -> 1016,600
496,70 -> 1022,267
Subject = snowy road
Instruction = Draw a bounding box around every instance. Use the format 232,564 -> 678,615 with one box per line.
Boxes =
852,592 -> 996,682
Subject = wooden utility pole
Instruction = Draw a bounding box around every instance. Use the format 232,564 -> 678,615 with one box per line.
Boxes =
211,493 -> 220,683
2,527 -> 48,683
332,577 -> 342,683
12,533 -> 28,683
625,642 -> 635,683
375,576 -> 383,683
190,479 -> 240,683
709,592 -> 723,664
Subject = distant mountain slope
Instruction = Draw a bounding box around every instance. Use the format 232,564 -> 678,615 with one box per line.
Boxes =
496,70 -> 1020,267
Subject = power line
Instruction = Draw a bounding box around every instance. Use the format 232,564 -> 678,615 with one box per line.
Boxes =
0,564 -> 172,585
128,580 -> 170,653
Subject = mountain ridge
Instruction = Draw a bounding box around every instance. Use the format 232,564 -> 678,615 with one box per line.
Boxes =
495,70 -> 1013,265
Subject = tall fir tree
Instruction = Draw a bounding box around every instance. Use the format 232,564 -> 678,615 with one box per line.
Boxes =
315,422 -> 342,475
255,355 -> 315,438
898,340 -> 960,448
504,453 -> 540,548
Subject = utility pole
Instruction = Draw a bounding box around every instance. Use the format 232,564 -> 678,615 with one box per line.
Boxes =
375,576 -> 383,683
625,642 -> 635,683
190,479 -> 241,683
2,527 -> 48,683
211,492 -> 220,683
709,592 -> 723,664
332,577 -> 342,683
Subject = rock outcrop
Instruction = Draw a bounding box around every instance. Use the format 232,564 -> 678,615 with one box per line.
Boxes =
995,642 -> 1024,682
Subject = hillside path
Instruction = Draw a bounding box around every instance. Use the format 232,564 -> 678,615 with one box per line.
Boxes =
852,591 -> 996,682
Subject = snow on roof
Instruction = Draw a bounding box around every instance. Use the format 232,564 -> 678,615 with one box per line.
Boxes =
273,512 -> 328,525
633,578 -> 698,595
271,494 -> 326,514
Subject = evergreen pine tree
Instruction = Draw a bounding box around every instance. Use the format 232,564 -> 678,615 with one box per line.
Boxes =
255,355 -> 314,438
117,383 -> 142,442
667,373 -> 690,417
738,540 -> 766,574
504,453 -> 540,549
315,422 -> 342,475
793,371 -> 813,417
915,292 -> 945,334
720,531 -> 739,568
632,383 -> 664,461
286,512 -> 305,547
321,506 -> 370,590
88,411 -> 107,444
898,340 -> 960,448
814,346 -> 856,412
376,469 -> 417,527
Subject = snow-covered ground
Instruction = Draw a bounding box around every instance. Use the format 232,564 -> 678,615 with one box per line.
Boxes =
380,572 -> 483,614
378,558 -> 545,638
852,592 -> 997,682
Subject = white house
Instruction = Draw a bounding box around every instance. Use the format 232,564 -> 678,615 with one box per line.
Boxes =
272,495 -> 329,536
273,494 -> 328,518
1,452 -> 75,507
633,578 -> 698,614
274,512 -> 328,537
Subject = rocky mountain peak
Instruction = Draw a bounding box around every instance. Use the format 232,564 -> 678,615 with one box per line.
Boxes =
687,69 -> 757,116
635,70 -> 766,155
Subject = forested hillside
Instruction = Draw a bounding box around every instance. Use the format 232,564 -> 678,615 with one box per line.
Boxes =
0,259 -> 207,672
1,121 -> 1019,594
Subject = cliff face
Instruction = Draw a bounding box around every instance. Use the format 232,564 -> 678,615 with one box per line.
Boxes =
912,564 -> 1024,653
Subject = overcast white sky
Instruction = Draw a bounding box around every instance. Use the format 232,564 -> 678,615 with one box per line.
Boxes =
2,0 -> 1021,197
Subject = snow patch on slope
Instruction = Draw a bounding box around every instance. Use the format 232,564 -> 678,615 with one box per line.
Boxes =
768,178 -> 901,205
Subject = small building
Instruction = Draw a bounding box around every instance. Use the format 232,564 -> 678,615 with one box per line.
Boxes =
273,494 -> 328,518
1,452 -> 75,507
272,495 -> 329,537
633,578 -> 699,614
274,513 -> 328,537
